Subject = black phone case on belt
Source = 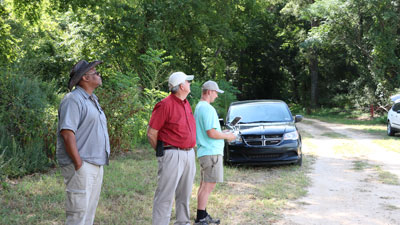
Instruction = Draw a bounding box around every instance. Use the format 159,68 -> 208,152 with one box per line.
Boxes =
156,140 -> 164,157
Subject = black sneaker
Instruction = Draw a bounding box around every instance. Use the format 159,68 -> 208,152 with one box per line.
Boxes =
194,218 -> 209,225
204,214 -> 220,224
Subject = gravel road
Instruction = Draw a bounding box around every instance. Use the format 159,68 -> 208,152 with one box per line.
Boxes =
277,118 -> 400,225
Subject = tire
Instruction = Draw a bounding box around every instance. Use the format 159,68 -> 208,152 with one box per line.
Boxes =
295,154 -> 303,166
387,122 -> 395,136
223,145 -> 229,165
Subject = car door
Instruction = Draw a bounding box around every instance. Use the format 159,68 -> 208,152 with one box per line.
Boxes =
390,103 -> 400,128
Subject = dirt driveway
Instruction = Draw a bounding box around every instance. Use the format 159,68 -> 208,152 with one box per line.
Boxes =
277,118 -> 400,225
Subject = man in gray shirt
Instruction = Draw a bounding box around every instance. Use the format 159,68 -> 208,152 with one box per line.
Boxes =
57,60 -> 110,225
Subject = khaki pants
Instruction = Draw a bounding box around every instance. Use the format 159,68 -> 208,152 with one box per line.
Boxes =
61,162 -> 104,225
152,149 -> 196,225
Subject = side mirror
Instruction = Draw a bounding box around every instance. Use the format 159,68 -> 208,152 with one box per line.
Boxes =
397,110 -> 400,114
219,118 -> 225,127
295,115 -> 303,123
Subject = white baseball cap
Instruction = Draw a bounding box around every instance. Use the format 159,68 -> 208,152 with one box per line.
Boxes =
202,80 -> 224,93
168,72 -> 194,88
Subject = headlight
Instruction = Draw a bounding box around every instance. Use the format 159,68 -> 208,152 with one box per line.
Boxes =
283,131 -> 299,140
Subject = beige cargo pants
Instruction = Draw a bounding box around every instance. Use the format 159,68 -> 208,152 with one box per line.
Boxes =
61,161 -> 103,225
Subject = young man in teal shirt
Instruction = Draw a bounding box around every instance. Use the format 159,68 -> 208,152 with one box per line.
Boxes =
194,81 -> 236,225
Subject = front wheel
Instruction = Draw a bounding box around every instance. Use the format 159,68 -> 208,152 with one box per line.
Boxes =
294,154 -> 303,166
387,122 -> 395,136
223,145 -> 230,165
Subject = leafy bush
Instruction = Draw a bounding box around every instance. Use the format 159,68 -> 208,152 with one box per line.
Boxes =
0,129 -> 51,179
95,48 -> 172,153
96,70 -> 143,153
289,103 -> 305,115
0,70 -> 55,178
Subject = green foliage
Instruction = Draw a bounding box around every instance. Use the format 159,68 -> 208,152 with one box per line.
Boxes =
96,70 -> 143,152
296,0 -> 400,108
0,71 -> 49,144
0,129 -> 51,179
212,80 -> 241,119
0,70 -> 56,178
138,48 -> 171,90
0,4 -> 17,66
307,107 -> 387,125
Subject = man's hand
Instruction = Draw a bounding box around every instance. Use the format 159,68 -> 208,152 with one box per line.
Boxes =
225,132 -> 236,142
74,158 -> 83,171
60,129 -> 83,171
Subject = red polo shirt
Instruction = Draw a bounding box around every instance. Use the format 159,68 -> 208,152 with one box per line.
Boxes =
149,94 -> 196,148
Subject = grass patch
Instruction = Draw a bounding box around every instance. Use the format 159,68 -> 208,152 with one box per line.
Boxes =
299,130 -> 313,139
321,132 -> 347,139
352,160 -> 371,171
351,160 -> 399,186
218,155 -> 313,224
375,166 -> 399,185
361,128 -> 386,136
301,120 -> 315,125
332,142 -> 362,155
1,146 -> 314,225
372,139 -> 400,154
304,108 -> 386,125
308,115 -> 386,125
382,204 -> 400,211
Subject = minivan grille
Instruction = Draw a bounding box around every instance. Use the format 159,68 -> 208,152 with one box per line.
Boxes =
242,134 -> 283,146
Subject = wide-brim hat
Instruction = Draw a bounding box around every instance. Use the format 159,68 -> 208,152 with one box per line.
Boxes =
68,60 -> 103,90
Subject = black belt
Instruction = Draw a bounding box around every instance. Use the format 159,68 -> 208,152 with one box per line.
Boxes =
164,146 -> 192,151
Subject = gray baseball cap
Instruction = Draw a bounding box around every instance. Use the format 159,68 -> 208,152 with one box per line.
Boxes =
202,80 -> 224,93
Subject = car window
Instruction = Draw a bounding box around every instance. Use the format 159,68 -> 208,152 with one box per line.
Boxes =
393,103 -> 400,112
228,102 -> 292,123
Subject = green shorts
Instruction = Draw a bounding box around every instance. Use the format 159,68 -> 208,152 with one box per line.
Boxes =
198,155 -> 223,183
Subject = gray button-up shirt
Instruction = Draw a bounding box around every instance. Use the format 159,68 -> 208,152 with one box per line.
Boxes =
56,86 -> 110,166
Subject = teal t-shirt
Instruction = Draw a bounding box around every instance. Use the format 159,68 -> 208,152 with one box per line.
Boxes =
194,101 -> 225,158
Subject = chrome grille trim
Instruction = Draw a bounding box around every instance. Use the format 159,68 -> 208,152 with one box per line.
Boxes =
242,134 -> 283,146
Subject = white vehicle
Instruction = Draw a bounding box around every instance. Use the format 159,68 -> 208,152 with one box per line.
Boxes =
387,100 -> 400,136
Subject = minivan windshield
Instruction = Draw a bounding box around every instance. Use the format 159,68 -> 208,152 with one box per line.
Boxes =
227,102 -> 292,123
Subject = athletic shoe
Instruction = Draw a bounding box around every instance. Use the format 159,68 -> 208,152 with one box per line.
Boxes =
204,214 -> 220,224
193,218 -> 209,225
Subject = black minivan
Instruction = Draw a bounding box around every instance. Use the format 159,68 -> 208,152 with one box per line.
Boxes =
223,100 -> 303,166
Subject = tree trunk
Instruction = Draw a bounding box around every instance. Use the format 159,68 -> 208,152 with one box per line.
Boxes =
309,17 -> 319,109
310,49 -> 318,109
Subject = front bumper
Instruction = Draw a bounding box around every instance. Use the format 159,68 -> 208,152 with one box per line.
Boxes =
225,140 -> 301,165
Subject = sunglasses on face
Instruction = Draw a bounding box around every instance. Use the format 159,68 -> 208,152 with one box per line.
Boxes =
87,71 -> 101,76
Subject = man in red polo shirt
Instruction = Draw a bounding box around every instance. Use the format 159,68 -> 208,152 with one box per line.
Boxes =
147,71 -> 196,225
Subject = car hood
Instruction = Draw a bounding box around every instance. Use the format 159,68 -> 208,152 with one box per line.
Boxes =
234,122 -> 296,135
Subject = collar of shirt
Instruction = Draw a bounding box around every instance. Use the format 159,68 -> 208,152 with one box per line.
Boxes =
170,93 -> 187,105
75,86 -> 98,101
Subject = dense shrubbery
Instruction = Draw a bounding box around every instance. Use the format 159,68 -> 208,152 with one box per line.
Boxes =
0,71 -> 56,179
95,70 -> 166,153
